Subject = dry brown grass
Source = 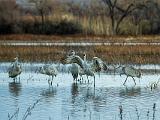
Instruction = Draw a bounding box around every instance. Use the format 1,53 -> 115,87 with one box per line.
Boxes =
1,34 -> 160,43
94,45 -> 160,64
0,44 -> 160,64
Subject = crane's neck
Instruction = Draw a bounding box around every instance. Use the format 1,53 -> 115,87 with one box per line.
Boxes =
83,54 -> 89,69
83,54 -> 87,64
14,57 -> 19,66
72,51 -> 75,56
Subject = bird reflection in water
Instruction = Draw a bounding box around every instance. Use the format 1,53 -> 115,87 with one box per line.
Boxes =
41,87 -> 57,100
119,87 -> 141,97
8,82 -> 22,97
71,83 -> 79,103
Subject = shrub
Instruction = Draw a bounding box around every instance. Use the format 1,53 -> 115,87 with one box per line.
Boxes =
119,21 -> 138,35
139,20 -> 151,35
44,20 -> 82,35
0,23 -> 13,34
20,19 -> 82,35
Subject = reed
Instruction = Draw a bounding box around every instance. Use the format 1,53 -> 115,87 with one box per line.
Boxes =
152,103 -> 156,120
0,44 -> 160,64
119,105 -> 123,120
1,34 -> 160,42
22,99 -> 41,120
77,15 -> 111,35
8,99 -> 41,120
8,108 -> 19,120
135,106 -> 140,120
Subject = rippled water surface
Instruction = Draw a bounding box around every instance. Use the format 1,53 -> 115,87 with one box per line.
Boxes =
0,63 -> 160,120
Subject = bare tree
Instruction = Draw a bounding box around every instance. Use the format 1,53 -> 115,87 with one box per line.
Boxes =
102,0 -> 145,35
28,0 -> 54,32
144,1 -> 160,34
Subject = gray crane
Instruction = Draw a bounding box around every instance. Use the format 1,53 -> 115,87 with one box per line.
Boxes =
92,57 -> 108,73
69,63 -> 80,82
120,66 -> 141,85
66,52 -> 107,87
37,64 -> 58,86
8,57 -> 22,82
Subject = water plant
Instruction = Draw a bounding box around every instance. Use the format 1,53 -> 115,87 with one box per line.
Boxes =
8,99 -> 41,120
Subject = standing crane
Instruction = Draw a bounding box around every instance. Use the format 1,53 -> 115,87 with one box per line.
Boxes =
92,57 -> 108,73
37,64 -> 58,86
120,66 -> 141,85
69,63 -> 80,82
66,51 -> 107,87
66,52 -> 95,86
8,57 -> 22,82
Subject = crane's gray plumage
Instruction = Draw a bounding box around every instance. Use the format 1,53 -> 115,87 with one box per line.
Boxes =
69,63 -> 80,81
120,66 -> 141,85
66,55 -> 84,69
8,57 -> 22,81
66,52 -> 96,87
81,68 -> 95,83
92,57 -> 108,72
66,51 -> 108,87
38,64 -> 58,85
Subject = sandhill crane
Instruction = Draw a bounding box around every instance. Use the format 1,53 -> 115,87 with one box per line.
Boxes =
81,54 -> 109,82
119,66 -> 141,85
37,64 -> 58,86
79,67 -> 95,84
66,52 -> 96,87
8,57 -> 22,82
69,63 -> 80,82
92,57 -> 108,73
66,53 -> 84,69
67,53 -> 91,82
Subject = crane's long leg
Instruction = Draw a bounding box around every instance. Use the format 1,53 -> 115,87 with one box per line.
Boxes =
87,76 -> 89,83
15,76 -> 18,82
48,79 -> 50,85
13,78 -> 16,83
48,77 -> 52,86
132,77 -> 136,85
51,81 -> 53,86
93,75 -> 95,88
123,76 -> 128,85
50,76 -> 53,86
19,75 -> 20,83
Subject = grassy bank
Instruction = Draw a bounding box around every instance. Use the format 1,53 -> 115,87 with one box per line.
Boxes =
0,44 -> 160,64
1,34 -> 160,42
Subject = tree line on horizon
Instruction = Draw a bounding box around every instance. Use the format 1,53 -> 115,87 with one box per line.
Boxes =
0,0 -> 160,35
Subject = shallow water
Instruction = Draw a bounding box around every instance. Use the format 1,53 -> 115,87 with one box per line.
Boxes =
0,63 -> 160,120
1,40 -> 160,46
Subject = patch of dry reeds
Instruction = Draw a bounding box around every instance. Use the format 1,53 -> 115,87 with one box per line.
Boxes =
0,44 -> 160,64
1,34 -> 160,43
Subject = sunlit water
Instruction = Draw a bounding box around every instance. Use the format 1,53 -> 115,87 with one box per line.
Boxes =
0,63 -> 160,120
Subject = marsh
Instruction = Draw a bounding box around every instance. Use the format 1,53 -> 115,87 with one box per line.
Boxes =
0,63 -> 160,120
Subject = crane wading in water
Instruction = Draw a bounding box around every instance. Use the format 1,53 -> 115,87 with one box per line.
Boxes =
37,64 -> 58,86
8,57 -> 22,82
66,51 -> 108,87
69,63 -> 80,82
120,66 -> 141,85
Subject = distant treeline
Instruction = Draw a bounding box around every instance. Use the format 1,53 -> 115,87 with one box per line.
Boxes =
1,0 -> 160,35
